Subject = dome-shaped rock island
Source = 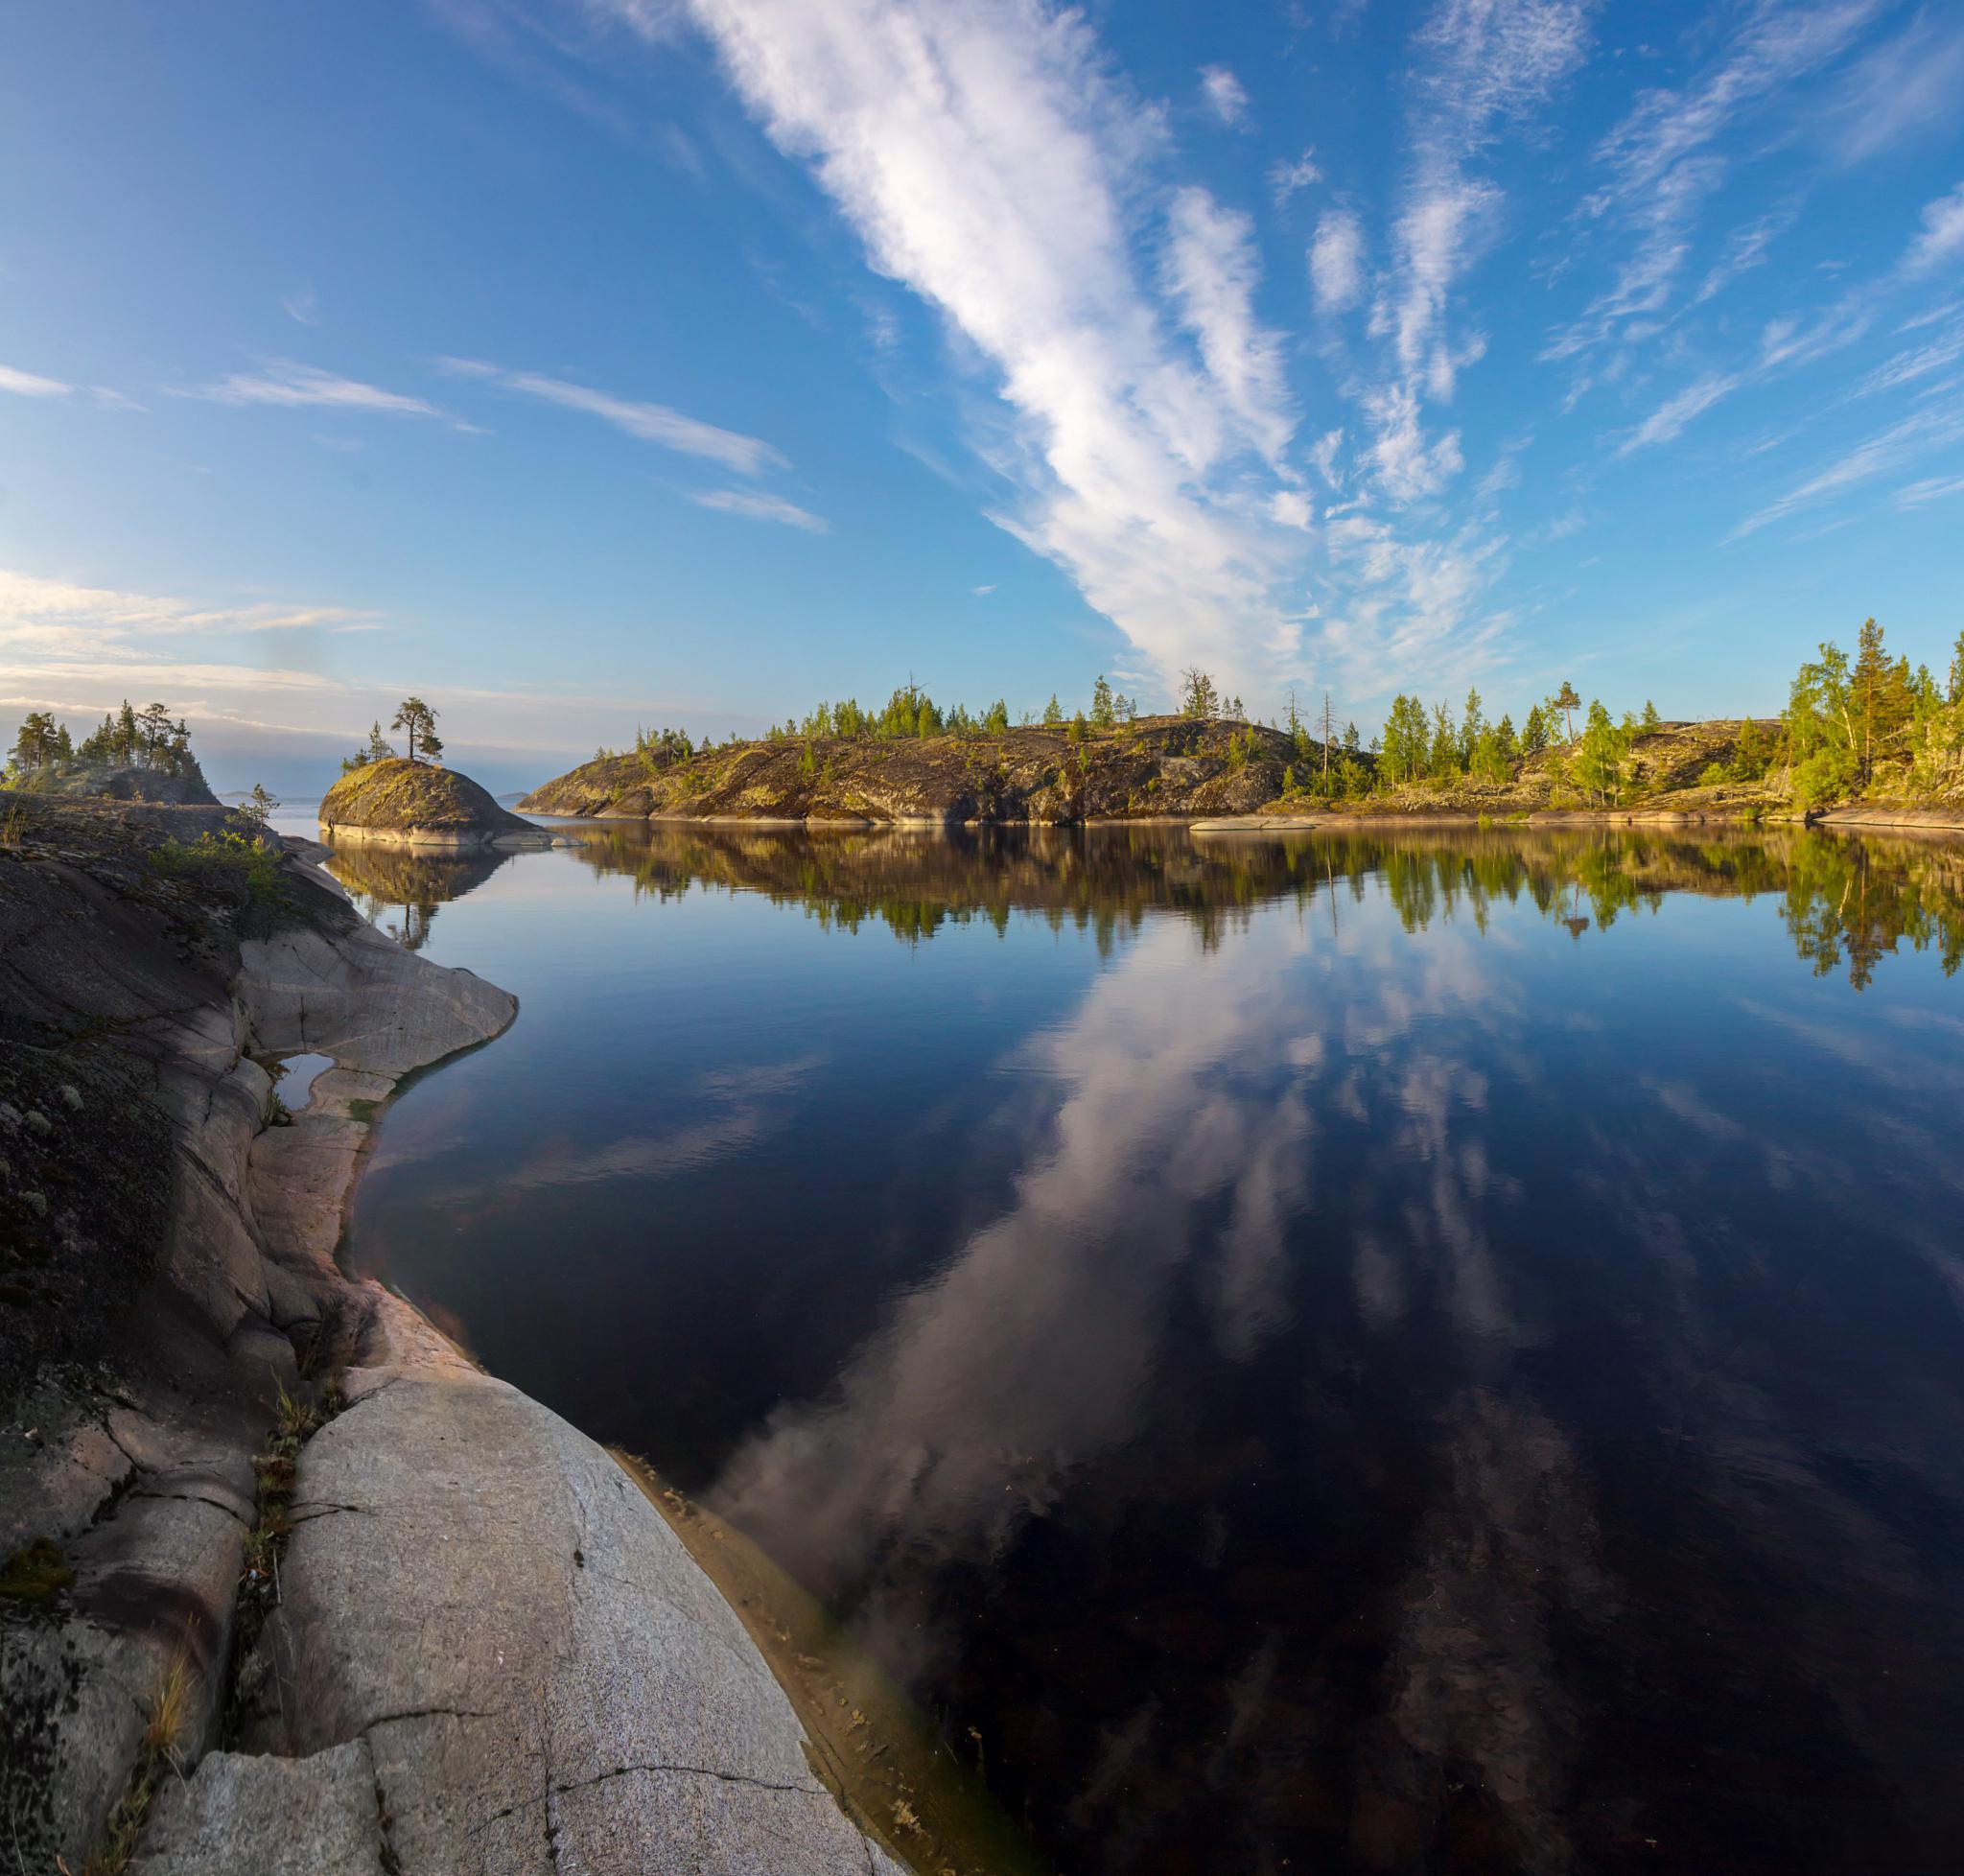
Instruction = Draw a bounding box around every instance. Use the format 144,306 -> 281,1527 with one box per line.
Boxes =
319,757 -> 548,847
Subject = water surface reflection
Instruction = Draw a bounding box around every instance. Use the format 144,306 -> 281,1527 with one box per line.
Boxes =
343,825 -> 1964,1875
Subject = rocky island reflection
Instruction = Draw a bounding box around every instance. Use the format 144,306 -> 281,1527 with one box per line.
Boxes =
337,825 -> 1964,1876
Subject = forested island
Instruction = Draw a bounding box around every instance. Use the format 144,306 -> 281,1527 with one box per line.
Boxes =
524,620 -> 1964,832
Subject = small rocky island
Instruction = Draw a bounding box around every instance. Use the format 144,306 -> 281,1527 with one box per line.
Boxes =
319,756 -> 544,847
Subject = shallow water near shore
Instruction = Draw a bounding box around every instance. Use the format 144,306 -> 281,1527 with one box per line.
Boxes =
326,821 -> 1964,1876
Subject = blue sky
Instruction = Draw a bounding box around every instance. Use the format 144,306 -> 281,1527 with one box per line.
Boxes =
3,0 -> 1962,792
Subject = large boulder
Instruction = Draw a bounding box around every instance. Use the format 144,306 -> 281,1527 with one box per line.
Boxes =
319,759 -> 538,847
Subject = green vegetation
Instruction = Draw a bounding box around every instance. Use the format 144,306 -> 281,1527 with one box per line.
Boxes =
3,697 -> 209,796
390,695 -> 443,764
150,830 -> 285,923
238,782 -> 280,825
573,820 -> 1964,989
340,719 -> 398,773
0,1536 -> 74,1608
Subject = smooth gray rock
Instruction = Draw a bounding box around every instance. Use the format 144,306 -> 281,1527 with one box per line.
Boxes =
235,1295 -> 905,1872
131,1741 -> 386,1876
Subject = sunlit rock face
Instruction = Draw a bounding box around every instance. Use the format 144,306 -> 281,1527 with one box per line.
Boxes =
320,757 -> 543,847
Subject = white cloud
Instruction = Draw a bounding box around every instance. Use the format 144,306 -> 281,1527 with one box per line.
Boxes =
972,582 -> 997,595
1846,317 -> 1964,401
1690,207 -> 1795,307
0,363 -> 73,398
1270,149 -> 1321,203
1365,383 -> 1463,502
456,363 -> 785,473
1904,182 -> 1964,277
1309,210 -> 1365,314
1826,11 -> 1964,166
1548,0 -> 1885,366
1162,187 -> 1296,466
1361,0 -> 1589,504
1615,370 -> 1740,456
0,567 -> 385,646
1199,63 -> 1249,127
170,360 -> 450,420
1728,395 -> 1964,538
1896,472 -> 1964,508
651,0 -> 1318,697
690,487 -> 830,529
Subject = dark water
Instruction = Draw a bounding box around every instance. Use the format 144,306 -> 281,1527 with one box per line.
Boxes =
334,823 -> 1964,1876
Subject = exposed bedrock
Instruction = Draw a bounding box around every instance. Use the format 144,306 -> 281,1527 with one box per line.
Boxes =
1,817 -> 898,1874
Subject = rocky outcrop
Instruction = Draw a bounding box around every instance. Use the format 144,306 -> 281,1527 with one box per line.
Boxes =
1815,800 -> 1964,833
320,757 -> 546,847
13,761 -> 221,807
1,806 -> 902,1874
146,1299 -> 906,1874
520,717 -> 1299,826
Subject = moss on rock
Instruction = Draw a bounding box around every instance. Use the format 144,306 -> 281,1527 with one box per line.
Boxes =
319,759 -> 531,837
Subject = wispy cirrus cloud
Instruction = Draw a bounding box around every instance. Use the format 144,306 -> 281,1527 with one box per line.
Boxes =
0,363 -> 73,398
1302,0 -> 1589,697
1726,394 -> 1964,539
1895,472 -> 1964,508
437,356 -> 785,473
1616,370 -> 1741,456
1690,206 -> 1796,307
690,487 -> 829,529
0,567 -> 385,649
169,360 -> 461,423
613,0 -> 1320,700
1162,187 -> 1296,467
1903,181 -> 1964,278
1548,0 -> 1886,372
1309,210 -> 1365,314
1270,149 -> 1321,204
1825,9 -> 1964,167
1370,0 -> 1593,477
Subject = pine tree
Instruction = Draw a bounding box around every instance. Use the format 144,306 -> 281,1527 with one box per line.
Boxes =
1641,699 -> 1661,733
392,697 -> 441,763
1522,703 -> 1548,754
1090,676 -> 1115,728
1179,669 -> 1220,720
10,712 -> 58,770
1555,680 -> 1581,744
1459,687 -> 1485,767
1428,700 -> 1459,780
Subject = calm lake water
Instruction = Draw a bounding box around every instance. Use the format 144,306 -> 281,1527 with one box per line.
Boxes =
325,822 -> 1964,1876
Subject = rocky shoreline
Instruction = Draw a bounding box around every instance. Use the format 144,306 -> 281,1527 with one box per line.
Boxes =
0,810 -> 905,1874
